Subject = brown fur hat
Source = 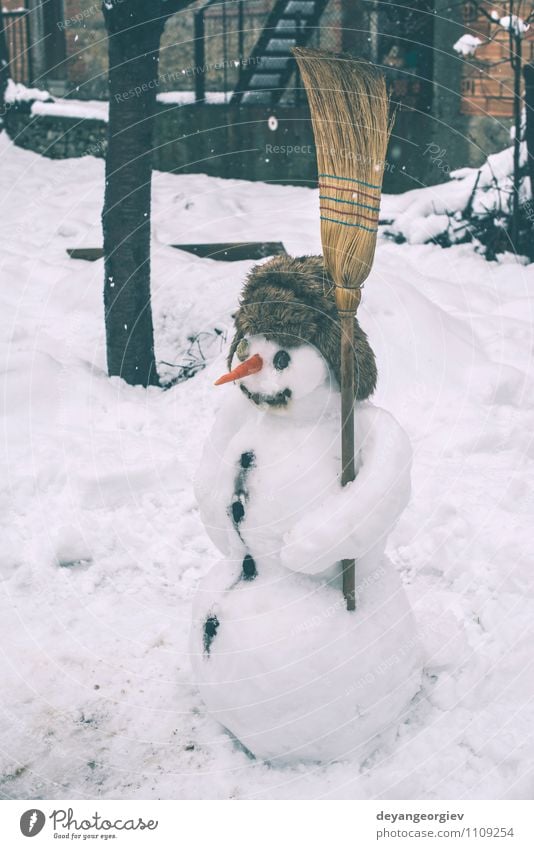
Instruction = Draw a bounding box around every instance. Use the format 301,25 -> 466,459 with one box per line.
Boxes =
228,254 -> 377,399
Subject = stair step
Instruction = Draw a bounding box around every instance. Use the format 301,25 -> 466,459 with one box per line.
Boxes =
256,52 -> 296,58
231,0 -> 328,104
271,29 -> 305,39
249,73 -> 282,87
256,56 -> 292,70
264,38 -> 297,53
241,91 -> 274,104
284,1 -> 316,13
275,19 -> 305,32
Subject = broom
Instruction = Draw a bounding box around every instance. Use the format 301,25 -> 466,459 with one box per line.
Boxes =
293,47 -> 390,611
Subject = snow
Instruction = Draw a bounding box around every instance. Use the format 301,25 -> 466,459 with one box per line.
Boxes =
157,92 -> 229,106
192,552 -> 422,764
21,93 -> 230,124
4,79 -> 52,104
498,15 -> 530,35
381,142 -> 529,245
0,132 -> 533,798
453,35 -> 483,56
31,100 -> 109,122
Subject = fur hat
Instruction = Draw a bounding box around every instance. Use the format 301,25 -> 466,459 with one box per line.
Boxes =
228,254 -> 377,399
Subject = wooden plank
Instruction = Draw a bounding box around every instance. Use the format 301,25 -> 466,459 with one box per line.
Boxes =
67,242 -> 286,263
67,248 -> 104,261
171,242 -> 286,261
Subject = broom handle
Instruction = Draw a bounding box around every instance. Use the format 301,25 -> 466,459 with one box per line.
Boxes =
339,311 -> 356,611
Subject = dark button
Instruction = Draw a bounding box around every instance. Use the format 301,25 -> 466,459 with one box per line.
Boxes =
242,554 -> 257,580
240,451 -> 255,469
203,615 -> 219,655
232,501 -> 245,523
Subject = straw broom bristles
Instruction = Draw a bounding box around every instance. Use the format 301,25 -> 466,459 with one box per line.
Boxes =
294,48 -> 390,610
293,48 -> 390,315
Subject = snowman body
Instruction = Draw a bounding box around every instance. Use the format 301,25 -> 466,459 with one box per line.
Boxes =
191,337 -> 422,763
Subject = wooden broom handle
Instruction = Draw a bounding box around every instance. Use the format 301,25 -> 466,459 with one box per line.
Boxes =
339,311 -> 356,611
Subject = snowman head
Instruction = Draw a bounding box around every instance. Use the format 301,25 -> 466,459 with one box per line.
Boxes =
215,254 -> 377,407
215,335 -> 329,410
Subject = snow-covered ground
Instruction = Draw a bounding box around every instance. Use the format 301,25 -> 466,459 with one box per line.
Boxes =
381,142 -> 529,247
0,133 -> 533,800
4,82 -> 231,123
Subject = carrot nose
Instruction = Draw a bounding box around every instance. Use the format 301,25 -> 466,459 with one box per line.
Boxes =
214,353 -> 263,386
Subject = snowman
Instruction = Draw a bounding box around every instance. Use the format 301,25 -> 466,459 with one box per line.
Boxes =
191,255 -> 422,763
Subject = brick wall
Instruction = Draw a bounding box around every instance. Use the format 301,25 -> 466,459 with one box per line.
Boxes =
460,0 -> 534,117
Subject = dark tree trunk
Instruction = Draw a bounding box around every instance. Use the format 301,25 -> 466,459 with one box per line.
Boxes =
524,64 -> 534,204
102,1 -> 166,387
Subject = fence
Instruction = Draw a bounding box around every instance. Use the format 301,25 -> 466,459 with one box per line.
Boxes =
2,3 -> 32,85
193,0 -> 342,104
194,0 -> 270,102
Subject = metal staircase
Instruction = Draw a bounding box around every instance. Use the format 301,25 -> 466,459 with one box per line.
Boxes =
230,0 -> 330,105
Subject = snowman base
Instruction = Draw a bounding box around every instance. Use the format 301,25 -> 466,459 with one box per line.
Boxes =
190,554 -> 422,764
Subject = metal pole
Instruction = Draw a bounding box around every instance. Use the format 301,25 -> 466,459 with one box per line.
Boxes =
222,0 -> 228,103
194,9 -> 205,104
339,311 -> 356,611
0,5 -> 10,116
238,0 -> 244,66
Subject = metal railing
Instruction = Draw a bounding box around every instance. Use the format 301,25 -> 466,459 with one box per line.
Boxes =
192,0 -> 340,105
194,0 -> 270,103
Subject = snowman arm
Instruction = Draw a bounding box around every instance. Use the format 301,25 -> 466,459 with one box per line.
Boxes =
281,405 -> 412,574
193,388 -> 250,555
339,404 -> 412,557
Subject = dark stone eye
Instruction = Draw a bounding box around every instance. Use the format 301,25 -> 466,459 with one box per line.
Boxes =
273,350 -> 291,371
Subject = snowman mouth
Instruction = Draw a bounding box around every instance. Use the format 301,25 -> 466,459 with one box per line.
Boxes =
240,384 -> 292,408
